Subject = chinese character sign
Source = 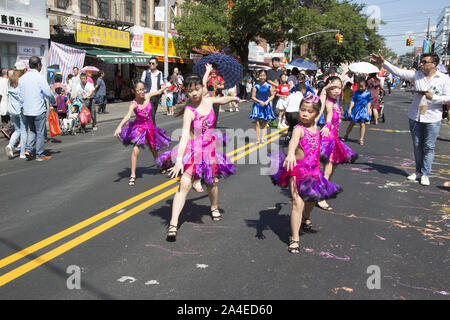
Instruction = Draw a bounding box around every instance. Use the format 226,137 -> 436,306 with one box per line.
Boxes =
144,33 -> 176,56
76,23 -> 130,49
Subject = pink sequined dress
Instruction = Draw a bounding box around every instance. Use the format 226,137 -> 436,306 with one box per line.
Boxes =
270,125 -> 342,201
120,101 -> 170,150
157,105 -> 235,185
320,97 -> 358,164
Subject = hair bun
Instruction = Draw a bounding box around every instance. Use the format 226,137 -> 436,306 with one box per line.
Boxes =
303,93 -> 319,104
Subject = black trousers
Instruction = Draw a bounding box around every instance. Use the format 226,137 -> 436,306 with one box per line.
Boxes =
285,111 -> 300,137
213,104 -> 220,128
150,95 -> 161,126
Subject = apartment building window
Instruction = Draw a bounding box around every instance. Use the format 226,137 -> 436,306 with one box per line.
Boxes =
142,0 -> 148,27
57,0 -> 69,9
98,0 -> 109,20
154,0 -> 161,30
80,0 -> 91,15
126,0 -> 134,23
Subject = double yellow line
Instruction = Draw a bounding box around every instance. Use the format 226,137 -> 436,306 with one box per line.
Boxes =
0,128 -> 287,287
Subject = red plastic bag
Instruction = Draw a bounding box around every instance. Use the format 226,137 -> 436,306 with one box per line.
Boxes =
79,106 -> 92,125
48,110 -> 61,137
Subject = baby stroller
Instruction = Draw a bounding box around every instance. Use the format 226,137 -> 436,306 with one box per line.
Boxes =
65,100 -> 83,135
378,88 -> 386,123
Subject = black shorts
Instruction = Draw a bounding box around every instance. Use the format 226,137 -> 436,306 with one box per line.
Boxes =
58,112 -> 67,119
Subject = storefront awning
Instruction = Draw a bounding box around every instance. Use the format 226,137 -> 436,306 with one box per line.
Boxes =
68,45 -> 151,64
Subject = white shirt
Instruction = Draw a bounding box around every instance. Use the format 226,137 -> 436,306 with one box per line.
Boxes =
285,91 -> 304,112
0,77 -> 8,116
73,81 -> 95,100
141,69 -> 163,93
342,74 -> 353,86
383,61 -> 450,123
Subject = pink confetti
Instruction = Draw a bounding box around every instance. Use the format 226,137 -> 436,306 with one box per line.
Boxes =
376,234 -> 386,241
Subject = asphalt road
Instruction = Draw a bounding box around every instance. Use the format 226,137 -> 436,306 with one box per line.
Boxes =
0,90 -> 449,300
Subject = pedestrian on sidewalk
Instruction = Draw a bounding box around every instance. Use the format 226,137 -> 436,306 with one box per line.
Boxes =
156,74 -> 238,242
342,78 -> 372,145
74,73 -> 96,132
19,56 -> 56,161
170,68 -> 181,106
114,80 -> 170,186
249,70 -> 276,144
371,52 -> 450,186
95,71 -> 107,114
0,68 -> 12,140
270,94 -> 342,254
141,57 -> 163,126
5,69 -> 26,159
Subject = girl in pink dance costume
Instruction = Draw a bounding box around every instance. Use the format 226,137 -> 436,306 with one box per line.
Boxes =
114,80 -> 170,186
316,76 -> 357,211
271,94 -> 342,254
159,74 -> 240,241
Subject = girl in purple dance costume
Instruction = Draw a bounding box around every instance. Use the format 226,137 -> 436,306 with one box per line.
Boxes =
316,76 -> 358,212
158,74 -> 239,241
114,80 -> 170,186
270,94 -> 342,254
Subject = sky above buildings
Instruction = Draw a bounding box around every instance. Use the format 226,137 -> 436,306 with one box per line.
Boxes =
354,0 -> 448,56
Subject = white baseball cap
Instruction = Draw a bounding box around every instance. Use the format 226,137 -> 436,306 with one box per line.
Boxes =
14,61 -> 27,71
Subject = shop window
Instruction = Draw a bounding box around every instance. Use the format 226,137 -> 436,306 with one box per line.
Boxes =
80,0 -> 91,15
142,0 -> 148,27
98,0 -> 109,19
0,42 -> 17,69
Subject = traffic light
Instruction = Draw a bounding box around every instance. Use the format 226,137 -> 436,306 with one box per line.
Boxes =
335,34 -> 343,44
406,38 -> 414,46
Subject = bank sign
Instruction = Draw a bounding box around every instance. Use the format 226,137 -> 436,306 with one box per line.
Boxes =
0,12 -> 49,39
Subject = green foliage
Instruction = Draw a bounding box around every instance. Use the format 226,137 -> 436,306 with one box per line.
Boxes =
174,0 -> 393,68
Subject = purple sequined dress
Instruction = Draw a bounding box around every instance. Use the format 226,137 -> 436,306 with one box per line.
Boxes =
157,106 -> 235,185
120,101 -> 171,150
270,125 -> 342,201
320,98 -> 358,164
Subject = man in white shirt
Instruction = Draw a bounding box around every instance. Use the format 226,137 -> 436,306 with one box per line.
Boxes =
141,57 -> 163,125
371,53 -> 450,186
73,73 -> 96,131
71,67 -> 81,90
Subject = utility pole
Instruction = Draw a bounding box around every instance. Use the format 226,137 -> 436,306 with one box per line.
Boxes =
164,0 -> 169,82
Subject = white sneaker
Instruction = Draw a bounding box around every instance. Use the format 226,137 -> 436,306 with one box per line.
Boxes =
420,176 -> 430,186
282,121 -> 289,128
20,155 -> 26,159
407,173 -> 420,181
5,145 -> 13,158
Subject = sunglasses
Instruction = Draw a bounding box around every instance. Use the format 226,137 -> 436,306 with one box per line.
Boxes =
420,60 -> 433,65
